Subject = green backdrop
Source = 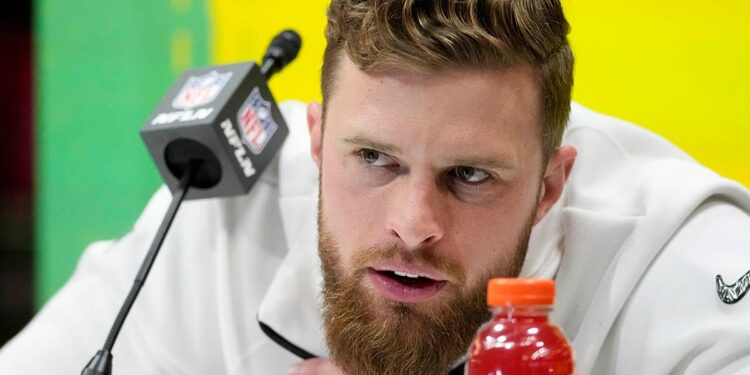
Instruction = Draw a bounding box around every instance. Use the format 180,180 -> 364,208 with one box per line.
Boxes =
35,0 -> 210,305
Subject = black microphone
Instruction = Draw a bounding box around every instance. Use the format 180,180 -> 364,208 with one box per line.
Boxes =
141,29 -> 302,201
260,30 -> 302,79
81,29 -> 301,375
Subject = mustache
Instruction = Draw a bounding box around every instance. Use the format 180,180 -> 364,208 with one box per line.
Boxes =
351,243 -> 466,284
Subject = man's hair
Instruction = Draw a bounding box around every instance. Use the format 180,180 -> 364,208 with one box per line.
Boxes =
322,0 -> 574,160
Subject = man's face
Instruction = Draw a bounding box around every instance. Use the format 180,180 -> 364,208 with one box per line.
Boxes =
310,57 -> 554,374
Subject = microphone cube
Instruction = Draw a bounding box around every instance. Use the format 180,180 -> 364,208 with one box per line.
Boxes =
140,61 -> 288,200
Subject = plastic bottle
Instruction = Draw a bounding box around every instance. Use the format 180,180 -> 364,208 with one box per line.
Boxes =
466,278 -> 574,374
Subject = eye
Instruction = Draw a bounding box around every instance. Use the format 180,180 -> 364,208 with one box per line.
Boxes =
359,149 -> 395,167
452,166 -> 490,184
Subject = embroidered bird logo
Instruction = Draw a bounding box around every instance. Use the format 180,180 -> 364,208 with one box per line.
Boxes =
716,271 -> 750,304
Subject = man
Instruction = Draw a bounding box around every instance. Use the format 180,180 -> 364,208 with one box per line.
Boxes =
2,0 -> 750,374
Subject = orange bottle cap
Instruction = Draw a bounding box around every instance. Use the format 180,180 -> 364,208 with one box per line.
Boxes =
487,278 -> 555,306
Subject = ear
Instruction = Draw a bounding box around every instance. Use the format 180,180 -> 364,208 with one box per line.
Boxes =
533,145 -> 577,224
307,101 -> 323,166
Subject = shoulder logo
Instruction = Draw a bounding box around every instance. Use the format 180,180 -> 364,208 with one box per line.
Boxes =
172,70 -> 232,110
716,270 -> 750,304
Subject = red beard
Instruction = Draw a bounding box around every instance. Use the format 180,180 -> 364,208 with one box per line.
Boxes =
318,214 -> 532,375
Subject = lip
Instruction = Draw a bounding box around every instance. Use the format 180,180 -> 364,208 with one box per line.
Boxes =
366,268 -> 448,304
369,260 -> 449,281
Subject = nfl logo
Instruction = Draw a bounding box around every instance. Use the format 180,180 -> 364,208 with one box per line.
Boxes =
172,71 -> 233,110
237,87 -> 278,155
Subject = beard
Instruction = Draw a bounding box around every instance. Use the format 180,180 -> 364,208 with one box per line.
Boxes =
318,203 -> 534,375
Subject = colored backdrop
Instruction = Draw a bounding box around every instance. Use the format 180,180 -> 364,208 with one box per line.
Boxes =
36,0 -> 750,305
35,0 -> 210,304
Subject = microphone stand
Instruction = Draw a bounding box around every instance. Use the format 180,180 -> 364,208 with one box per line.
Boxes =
81,164 -> 195,375
81,29 -> 301,374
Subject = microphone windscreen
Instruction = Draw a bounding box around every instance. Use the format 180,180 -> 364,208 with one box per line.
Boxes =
264,30 -> 302,69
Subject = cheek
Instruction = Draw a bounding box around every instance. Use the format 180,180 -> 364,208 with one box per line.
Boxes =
320,153 -> 386,267
448,180 -> 538,283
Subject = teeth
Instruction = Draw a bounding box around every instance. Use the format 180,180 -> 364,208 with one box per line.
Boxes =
394,271 -> 420,279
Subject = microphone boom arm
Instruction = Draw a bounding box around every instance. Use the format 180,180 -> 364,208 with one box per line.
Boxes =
81,165 -> 194,375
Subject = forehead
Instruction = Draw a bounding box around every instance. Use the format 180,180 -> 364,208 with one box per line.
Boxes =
324,57 -> 543,158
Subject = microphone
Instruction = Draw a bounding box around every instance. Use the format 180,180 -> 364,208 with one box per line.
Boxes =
140,29 -> 302,200
260,30 -> 302,79
81,29 -> 301,375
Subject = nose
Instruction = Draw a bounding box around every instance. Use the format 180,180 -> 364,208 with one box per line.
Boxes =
385,175 -> 445,249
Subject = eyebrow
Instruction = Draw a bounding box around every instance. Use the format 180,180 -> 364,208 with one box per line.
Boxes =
343,136 -> 402,154
450,157 -> 516,170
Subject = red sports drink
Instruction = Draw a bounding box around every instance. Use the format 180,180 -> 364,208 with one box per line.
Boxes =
466,278 -> 574,374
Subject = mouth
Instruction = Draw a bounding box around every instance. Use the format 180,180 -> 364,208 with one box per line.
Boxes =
366,267 -> 448,304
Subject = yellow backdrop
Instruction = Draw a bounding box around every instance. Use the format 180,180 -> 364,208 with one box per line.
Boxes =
209,0 -> 749,187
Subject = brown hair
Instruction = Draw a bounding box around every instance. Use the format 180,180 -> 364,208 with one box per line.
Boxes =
322,0 -> 574,160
